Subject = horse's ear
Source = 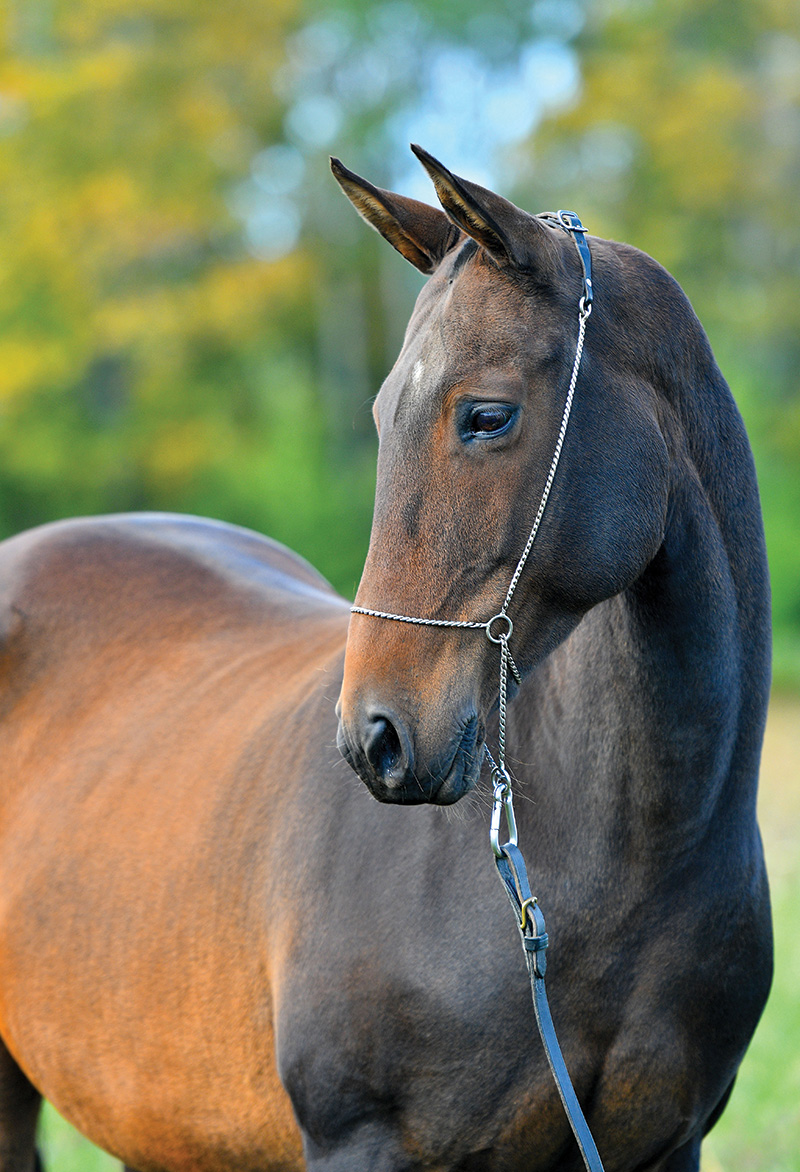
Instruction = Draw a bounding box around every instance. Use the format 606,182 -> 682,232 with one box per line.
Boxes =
330,157 -> 462,274
410,144 -> 558,274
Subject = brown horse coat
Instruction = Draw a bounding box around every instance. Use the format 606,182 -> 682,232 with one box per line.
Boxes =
0,515 -> 347,1170
0,149 -> 772,1172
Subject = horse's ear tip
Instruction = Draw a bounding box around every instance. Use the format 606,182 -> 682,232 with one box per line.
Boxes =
330,157 -> 354,186
411,144 -> 453,182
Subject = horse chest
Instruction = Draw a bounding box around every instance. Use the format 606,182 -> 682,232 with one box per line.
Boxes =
272,801 -> 765,1172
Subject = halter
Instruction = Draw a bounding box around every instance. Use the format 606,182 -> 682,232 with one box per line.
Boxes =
351,211 -> 593,851
349,213 -> 604,1172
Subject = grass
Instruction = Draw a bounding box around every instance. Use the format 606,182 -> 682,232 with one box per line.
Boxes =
39,1105 -> 118,1172
38,694 -> 800,1170
701,693 -> 800,1171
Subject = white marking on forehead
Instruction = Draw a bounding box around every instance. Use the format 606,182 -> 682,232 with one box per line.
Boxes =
384,331 -> 446,424
411,359 -> 426,391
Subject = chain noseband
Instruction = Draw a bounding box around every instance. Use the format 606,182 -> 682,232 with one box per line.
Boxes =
351,211 -> 593,838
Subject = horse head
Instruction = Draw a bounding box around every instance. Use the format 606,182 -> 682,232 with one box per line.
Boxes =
333,146 -> 670,805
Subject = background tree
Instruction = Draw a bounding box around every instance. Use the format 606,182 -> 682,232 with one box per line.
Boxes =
511,0 -> 800,675
0,0 -> 374,593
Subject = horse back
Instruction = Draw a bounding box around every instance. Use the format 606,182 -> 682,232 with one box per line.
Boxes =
0,510 -> 344,702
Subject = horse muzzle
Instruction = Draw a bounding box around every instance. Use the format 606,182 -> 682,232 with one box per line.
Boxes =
336,704 -> 484,805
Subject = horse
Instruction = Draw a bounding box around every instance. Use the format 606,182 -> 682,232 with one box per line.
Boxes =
0,146 -> 771,1172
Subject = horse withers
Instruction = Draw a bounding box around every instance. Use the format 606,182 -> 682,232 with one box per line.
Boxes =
0,148 -> 771,1172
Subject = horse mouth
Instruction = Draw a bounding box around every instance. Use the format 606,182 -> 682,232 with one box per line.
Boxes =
432,717 -> 485,804
337,714 -> 485,805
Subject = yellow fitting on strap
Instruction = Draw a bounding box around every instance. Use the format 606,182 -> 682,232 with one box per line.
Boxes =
519,896 -> 538,930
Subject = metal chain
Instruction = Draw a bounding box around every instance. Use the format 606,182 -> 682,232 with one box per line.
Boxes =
349,607 -> 485,628
502,301 -> 590,613
487,635 -> 518,855
350,217 -> 592,851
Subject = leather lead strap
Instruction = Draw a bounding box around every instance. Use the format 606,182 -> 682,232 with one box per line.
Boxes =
495,844 -> 605,1172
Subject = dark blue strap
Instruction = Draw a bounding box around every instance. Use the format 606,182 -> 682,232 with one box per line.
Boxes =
556,211 -> 593,309
539,210 -> 593,310
495,843 -> 605,1172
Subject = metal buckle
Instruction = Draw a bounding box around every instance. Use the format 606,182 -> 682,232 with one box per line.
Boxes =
556,209 -> 587,233
519,895 -> 538,931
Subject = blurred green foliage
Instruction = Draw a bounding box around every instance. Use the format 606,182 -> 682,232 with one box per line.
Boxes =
0,0 -> 798,678
3,8 -> 799,1168
0,0 -> 378,596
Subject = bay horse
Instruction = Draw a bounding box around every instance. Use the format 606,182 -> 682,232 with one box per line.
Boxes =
0,146 -> 771,1172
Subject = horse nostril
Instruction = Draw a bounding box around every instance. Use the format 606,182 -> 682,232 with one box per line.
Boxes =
364,713 -> 405,779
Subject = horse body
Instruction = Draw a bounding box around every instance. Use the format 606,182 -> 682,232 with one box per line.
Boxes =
0,150 -> 772,1172
0,515 -> 343,1170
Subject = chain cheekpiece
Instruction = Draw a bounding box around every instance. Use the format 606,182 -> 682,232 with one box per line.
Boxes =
351,211 -> 593,839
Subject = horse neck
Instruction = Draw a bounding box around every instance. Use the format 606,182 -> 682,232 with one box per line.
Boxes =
511,369 -> 771,872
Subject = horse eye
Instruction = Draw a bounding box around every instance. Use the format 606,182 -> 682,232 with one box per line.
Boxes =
467,405 -> 515,437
